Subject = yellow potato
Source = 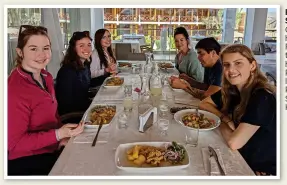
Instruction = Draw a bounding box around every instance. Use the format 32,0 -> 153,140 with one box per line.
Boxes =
132,145 -> 140,159
126,148 -> 133,155
138,155 -> 146,163
133,155 -> 146,166
127,154 -> 135,161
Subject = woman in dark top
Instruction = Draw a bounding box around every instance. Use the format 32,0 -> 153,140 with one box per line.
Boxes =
199,44 -> 276,175
56,31 -> 92,116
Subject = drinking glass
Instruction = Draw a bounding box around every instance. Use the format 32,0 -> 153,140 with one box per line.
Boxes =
157,119 -> 169,136
117,111 -> 129,129
184,128 -> 199,147
158,101 -> 169,118
123,96 -> 133,112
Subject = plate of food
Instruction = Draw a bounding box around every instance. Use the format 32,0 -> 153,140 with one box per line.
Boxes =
84,104 -> 117,129
158,62 -> 175,73
174,109 -> 220,131
104,77 -> 124,88
118,62 -> 132,68
158,62 -> 174,69
118,62 -> 132,72
115,141 -> 189,172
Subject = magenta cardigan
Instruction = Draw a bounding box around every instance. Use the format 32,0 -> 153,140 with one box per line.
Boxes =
8,67 -> 62,160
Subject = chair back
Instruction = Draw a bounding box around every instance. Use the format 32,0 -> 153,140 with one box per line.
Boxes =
127,53 -> 146,61
115,43 -> 132,60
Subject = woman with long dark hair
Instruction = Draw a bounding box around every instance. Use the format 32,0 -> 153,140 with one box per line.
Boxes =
173,26 -> 204,82
90,29 -> 117,87
56,31 -> 93,116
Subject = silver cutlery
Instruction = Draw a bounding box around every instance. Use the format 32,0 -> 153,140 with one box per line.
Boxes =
208,146 -> 226,175
91,124 -> 103,147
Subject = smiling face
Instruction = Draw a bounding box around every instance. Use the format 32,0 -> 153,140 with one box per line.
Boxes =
222,52 -> 256,91
75,37 -> 92,61
16,35 -> 51,72
174,34 -> 189,52
100,31 -> 112,49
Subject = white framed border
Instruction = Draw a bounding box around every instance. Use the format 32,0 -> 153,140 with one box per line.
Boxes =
3,4 -> 281,180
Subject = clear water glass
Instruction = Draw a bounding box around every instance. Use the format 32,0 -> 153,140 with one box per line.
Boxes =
184,128 -> 199,147
124,84 -> 133,96
157,119 -> 169,136
158,102 -> 169,118
118,111 -> 129,129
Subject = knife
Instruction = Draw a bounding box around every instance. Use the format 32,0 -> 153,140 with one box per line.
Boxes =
208,146 -> 226,175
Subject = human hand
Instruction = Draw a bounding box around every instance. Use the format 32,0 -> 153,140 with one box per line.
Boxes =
57,122 -> 85,140
179,73 -> 192,82
109,63 -> 117,72
57,137 -> 70,150
105,67 -> 111,73
171,78 -> 188,89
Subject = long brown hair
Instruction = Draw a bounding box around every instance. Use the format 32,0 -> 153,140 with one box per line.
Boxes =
15,25 -> 50,67
61,31 -> 92,70
220,44 -> 275,123
94,29 -> 115,68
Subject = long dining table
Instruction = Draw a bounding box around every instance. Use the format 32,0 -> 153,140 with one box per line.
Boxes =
49,63 -> 255,176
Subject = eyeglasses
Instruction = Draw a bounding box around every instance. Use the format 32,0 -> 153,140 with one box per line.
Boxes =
18,25 -> 48,44
72,31 -> 90,37
19,25 -> 48,36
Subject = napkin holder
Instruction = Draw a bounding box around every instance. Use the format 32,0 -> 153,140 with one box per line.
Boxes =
138,105 -> 157,133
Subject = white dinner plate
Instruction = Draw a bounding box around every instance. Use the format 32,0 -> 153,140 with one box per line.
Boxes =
115,142 -> 190,173
174,109 -> 221,131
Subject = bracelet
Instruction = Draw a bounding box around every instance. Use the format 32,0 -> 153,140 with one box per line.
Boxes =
219,114 -> 225,120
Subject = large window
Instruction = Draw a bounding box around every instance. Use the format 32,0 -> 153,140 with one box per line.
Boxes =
265,8 -> 276,40
8,8 -> 42,38
103,8 -> 224,52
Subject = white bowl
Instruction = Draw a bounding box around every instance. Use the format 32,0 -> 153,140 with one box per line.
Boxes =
174,109 -> 221,131
84,104 -> 117,129
103,77 -> 124,89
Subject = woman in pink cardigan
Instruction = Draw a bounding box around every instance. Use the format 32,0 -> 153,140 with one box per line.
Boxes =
8,25 -> 84,175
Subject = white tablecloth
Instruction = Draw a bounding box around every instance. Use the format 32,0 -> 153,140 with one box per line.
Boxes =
49,71 -> 255,176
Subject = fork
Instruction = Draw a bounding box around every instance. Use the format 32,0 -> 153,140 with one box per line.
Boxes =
91,124 -> 103,147
196,107 -> 200,117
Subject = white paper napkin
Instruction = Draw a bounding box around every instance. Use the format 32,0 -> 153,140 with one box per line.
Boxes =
73,132 -> 110,144
201,147 -> 226,176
